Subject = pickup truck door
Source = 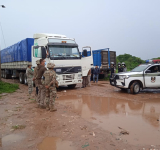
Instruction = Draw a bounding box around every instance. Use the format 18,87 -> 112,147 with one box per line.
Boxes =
144,65 -> 160,88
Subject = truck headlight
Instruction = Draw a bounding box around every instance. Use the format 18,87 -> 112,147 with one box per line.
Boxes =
119,75 -> 130,80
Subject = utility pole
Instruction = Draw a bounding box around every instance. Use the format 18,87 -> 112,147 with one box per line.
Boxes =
0,5 -> 6,81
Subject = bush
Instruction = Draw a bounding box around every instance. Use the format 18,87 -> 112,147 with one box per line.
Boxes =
0,81 -> 19,94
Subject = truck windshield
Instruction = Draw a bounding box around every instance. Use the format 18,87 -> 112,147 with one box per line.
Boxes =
49,45 -> 80,60
131,65 -> 149,72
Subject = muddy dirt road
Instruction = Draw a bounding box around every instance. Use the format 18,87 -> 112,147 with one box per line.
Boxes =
0,79 -> 160,150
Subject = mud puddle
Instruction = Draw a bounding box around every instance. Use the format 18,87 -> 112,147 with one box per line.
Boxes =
58,95 -> 160,145
37,137 -> 75,150
1,134 -> 25,147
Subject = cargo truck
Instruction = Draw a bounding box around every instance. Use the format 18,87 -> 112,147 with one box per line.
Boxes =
81,48 -> 116,78
1,33 -> 93,88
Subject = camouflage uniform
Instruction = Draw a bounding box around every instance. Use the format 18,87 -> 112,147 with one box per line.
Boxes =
43,63 -> 58,111
37,64 -> 47,108
26,67 -> 34,96
33,60 -> 40,103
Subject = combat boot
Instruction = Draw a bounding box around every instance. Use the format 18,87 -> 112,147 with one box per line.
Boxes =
46,105 -> 50,111
35,103 -> 40,108
40,105 -> 46,109
28,94 -> 31,99
50,105 -> 57,112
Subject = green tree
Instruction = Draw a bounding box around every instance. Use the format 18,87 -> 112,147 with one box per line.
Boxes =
116,53 -> 145,71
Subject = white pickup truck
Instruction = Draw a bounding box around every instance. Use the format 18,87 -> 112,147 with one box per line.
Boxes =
110,63 -> 160,94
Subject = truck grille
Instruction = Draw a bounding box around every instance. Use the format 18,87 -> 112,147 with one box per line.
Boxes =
63,75 -> 74,80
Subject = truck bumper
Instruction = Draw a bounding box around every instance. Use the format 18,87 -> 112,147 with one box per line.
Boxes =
110,78 -> 128,89
57,79 -> 82,86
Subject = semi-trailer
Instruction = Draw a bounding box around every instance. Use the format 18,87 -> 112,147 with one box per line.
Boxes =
82,48 -> 116,78
1,33 -> 93,88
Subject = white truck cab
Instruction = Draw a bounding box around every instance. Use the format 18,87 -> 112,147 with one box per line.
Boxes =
32,33 -> 93,88
110,63 -> 160,94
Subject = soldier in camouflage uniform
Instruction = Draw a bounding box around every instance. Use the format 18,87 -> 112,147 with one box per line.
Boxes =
26,65 -> 34,99
43,63 -> 58,112
36,59 -> 47,109
33,60 -> 40,103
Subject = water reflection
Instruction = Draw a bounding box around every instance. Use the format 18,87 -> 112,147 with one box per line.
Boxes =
37,137 -> 75,150
58,95 -> 160,145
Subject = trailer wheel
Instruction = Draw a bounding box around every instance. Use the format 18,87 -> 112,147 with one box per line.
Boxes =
24,73 -> 28,85
130,82 -> 140,94
19,73 -> 24,84
68,84 -> 76,89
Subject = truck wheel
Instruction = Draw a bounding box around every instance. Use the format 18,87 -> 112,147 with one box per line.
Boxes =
24,73 -> 28,85
130,82 -> 140,94
4,71 -> 9,79
3,71 -> 7,79
19,73 -> 24,84
68,84 -> 76,89
1,70 -> 3,78
2,70 -> 5,78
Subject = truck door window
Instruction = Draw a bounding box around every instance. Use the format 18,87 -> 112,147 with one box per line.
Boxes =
33,47 -> 42,58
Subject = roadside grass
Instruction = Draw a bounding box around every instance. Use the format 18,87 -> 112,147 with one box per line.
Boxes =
0,81 -> 19,94
12,125 -> 26,130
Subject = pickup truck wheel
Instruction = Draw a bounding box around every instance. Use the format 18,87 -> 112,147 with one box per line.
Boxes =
24,73 -> 28,85
68,84 -> 76,89
130,82 -> 140,94
19,73 -> 24,84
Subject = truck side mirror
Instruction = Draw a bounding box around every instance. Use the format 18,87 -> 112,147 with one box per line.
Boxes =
145,70 -> 151,73
41,47 -> 46,59
83,49 -> 87,57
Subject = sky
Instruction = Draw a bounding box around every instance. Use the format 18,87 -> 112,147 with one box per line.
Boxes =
0,0 -> 160,60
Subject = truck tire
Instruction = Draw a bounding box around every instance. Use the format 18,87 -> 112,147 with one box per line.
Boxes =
19,73 -> 24,84
2,70 -> 5,78
68,84 -> 76,89
24,73 -> 28,85
130,82 -> 140,94
1,70 -> 3,78
3,71 -> 6,78
4,71 -> 9,79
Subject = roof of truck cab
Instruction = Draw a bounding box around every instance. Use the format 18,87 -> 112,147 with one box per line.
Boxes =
33,33 -> 67,39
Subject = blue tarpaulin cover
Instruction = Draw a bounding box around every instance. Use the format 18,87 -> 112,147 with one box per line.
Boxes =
1,38 -> 34,63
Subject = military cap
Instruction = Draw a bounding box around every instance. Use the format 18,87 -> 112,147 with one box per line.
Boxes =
47,63 -> 55,68
36,60 -> 40,65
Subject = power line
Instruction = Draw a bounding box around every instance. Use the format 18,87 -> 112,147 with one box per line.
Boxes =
0,22 -> 6,48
